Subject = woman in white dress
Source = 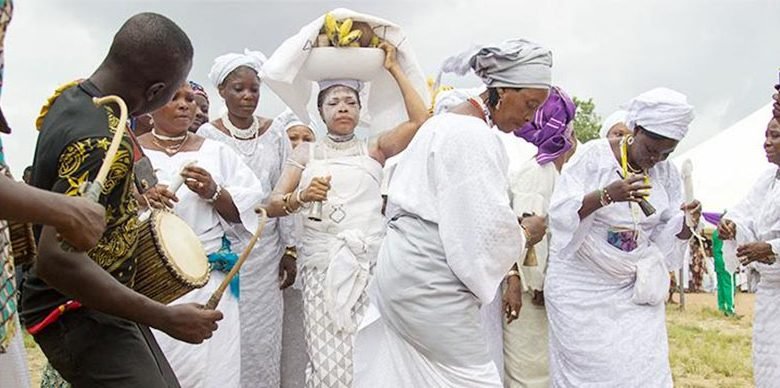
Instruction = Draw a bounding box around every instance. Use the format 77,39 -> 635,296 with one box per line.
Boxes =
502,86 -> 577,388
545,87 -> 700,387
354,39 -> 550,388
139,83 -> 265,388
717,117 -> 780,388
264,42 -> 428,388
197,50 -> 300,388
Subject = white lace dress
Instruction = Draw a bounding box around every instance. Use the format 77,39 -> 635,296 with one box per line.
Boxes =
546,139 -> 686,388
198,117 -> 300,388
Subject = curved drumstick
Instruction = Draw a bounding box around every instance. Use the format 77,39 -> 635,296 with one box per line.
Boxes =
60,95 -> 127,251
205,208 -> 269,310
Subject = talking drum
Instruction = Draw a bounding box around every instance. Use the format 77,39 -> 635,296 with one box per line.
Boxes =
133,210 -> 210,304
9,221 -> 37,266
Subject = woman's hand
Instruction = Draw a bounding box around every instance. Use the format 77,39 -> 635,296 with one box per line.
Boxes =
520,215 -> 546,247
182,166 -> 218,200
502,275 -> 523,324
605,175 -> 652,203
278,252 -> 297,290
718,219 -> 737,240
737,242 -> 776,265
379,42 -> 399,72
144,184 -> 179,209
301,176 -> 331,203
531,290 -> 545,307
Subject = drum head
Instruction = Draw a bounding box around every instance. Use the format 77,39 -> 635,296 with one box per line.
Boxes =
156,211 -> 210,282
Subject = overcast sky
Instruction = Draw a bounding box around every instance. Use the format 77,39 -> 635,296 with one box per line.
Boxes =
3,0 -> 780,177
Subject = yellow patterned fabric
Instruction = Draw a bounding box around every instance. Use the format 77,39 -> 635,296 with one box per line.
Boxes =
54,107 -> 139,276
35,80 -> 81,131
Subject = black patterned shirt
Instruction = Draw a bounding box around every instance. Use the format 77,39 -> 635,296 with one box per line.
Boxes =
20,80 -> 140,327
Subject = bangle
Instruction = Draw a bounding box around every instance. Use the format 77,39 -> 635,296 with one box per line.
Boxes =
282,192 -> 294,215
207,184 -> 223,204
506,270 -> 521,280
284,246 -> 298,260
296,189 -> 310,209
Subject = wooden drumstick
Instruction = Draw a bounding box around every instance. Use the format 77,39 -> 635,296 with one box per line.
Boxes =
204,208 -> 269,310
60,95 -> 127,251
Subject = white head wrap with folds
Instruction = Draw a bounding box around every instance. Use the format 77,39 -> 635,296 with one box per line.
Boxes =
277,108 -> 312,132
624,87 -> 695,141
432,87 -> 484,115
439,39 -> 552,89
599,110 -> 628,138
208,49 -> 268,88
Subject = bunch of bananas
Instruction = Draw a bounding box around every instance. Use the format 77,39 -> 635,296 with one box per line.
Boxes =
320,13 -> 380,48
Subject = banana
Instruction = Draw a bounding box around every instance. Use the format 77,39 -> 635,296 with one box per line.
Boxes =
324,13 -> 337,35
324,13 -> 338,45
338,30 -> 362,47
348,41 -> 360,47
369,36 -> 380,48
339,18 -> 353,42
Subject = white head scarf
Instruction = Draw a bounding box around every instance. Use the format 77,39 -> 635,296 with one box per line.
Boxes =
208,49 -> 268,88
277,108 -> 311,132
599,110 -> 628,138
432,87 -> 484,115
624,87 -> 695,141
440,39 -> 552,89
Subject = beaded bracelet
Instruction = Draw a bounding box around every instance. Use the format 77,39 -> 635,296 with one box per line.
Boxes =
599,188 -> 613,207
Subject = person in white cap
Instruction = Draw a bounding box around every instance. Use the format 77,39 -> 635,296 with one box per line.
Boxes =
717,116 -> 780,388
600,109 -> 630,139
264,42 -> 428,388
198,49 -> 301,388
545,87 -> 701,387
352,38 -> 550,387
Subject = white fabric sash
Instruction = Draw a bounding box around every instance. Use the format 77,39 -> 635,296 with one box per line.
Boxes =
304,229 -> 382,332
578,234 -> 669,306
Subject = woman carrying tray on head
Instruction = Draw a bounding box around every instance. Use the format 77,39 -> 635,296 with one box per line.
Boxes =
139,82 -> 265,388
264,38 -> 428,386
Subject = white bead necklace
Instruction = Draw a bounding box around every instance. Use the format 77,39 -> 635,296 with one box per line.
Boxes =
222,112 -> 260,156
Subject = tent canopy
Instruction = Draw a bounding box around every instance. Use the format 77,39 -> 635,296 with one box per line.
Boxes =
672,103 -> 773,214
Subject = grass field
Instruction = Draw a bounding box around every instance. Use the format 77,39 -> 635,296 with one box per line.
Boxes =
668,292 -> 755,388
23,292 -> 756,387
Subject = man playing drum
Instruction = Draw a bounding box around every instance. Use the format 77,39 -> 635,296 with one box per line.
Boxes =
19,13 -> 222,388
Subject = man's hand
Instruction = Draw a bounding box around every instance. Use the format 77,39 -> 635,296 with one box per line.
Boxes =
56,196 -> 107,251
157,303 -> 223,344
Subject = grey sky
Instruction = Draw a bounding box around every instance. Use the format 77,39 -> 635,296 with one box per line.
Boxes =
3,0 -> 780,177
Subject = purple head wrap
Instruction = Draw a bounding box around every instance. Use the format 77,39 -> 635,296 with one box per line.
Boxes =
513,86 -> 576,165
189,80 -> 209,102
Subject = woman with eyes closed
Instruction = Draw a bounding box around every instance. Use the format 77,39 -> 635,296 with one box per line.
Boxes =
197,49 -> 300,388
264,42 -> 428,388
545,87 -> 701,387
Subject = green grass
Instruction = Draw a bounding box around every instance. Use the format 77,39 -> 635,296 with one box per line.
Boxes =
667,305 -> 753,387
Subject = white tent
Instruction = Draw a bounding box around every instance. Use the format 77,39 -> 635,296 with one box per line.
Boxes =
672,103 -> 773,213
